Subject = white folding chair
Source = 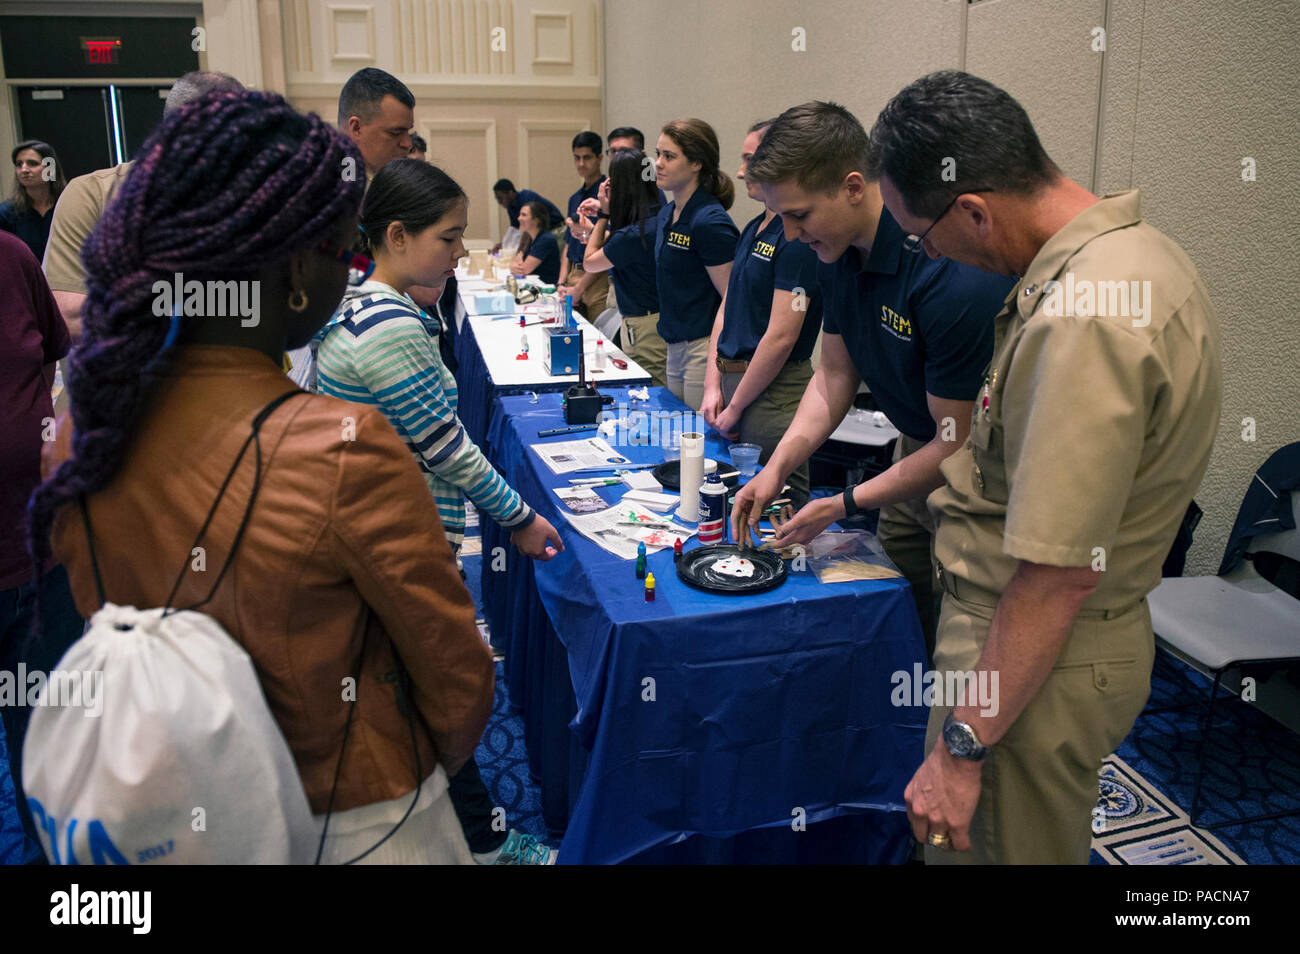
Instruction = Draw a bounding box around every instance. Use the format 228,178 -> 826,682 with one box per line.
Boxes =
1147,456 -> 1300,827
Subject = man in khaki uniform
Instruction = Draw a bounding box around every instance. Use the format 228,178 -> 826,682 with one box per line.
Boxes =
870,71 -> 1222,864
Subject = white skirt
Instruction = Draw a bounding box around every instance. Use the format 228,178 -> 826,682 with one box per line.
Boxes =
312,765 -> 473,865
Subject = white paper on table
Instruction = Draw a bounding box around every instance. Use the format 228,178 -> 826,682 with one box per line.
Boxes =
563,503 -> 694,559
553,486 -> 607,514
532,436 -> 632,474
621,489 -> 679,512
621,469 -> 662,492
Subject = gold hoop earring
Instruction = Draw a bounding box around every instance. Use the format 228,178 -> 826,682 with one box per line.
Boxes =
288,289 -> 309,312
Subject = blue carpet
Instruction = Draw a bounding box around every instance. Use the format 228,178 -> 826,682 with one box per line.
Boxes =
0,718 -> 29,864
459,535 -> 554,849
3,542 -> 1293,863
1107,652 -> 1300,864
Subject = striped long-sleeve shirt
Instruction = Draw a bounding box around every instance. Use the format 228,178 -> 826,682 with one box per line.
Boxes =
315,280 -> 533,549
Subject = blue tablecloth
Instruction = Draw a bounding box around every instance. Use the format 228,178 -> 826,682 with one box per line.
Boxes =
481,388 -> 929,864
452,316 -> 497,451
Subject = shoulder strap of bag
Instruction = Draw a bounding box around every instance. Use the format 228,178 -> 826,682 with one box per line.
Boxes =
78,388 -> 306,612
75,388 -> 424,864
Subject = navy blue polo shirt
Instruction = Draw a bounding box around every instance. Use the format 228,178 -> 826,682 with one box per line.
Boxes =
0,200 -> 54,262
820,207 -> 1015,441
601,219 -> 660,316
566,176 -> 606,263
524,231 -> 561,284
653,189 -> 739,342
719,212 -> 822,362
507,189 -> 563,231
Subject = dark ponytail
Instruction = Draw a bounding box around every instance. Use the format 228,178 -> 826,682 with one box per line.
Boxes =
358,159 -> 466,257
661,118 -> 734,211
709,167 -> 735,211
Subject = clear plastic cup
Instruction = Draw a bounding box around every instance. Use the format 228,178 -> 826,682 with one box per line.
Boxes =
729,443 -> 761,476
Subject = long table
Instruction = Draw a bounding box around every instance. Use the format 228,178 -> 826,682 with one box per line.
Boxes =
452,283 -> 651,451
480,387 -> 928,864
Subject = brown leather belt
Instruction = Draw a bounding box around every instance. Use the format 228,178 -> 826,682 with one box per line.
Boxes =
716,357 -> 749,373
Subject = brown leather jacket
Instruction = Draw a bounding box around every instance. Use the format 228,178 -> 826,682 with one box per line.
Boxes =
49,345 -> 493,813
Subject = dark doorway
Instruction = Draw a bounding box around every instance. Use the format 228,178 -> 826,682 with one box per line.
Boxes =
13,84 -> 167,180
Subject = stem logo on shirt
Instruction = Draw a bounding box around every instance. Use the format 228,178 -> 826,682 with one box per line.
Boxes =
880,304 -> 913,341
751,239 -> 777,261
666,231 -> 691,250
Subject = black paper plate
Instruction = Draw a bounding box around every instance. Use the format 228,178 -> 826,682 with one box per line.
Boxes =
653,458 -> 739,492
676,544 -> 788,595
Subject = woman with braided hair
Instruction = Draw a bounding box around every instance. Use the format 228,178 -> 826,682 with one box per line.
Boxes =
652,118 -> 739,411
32,89 -> 493,864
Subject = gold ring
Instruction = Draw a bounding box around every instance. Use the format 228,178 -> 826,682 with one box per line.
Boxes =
927,832 -> 952,849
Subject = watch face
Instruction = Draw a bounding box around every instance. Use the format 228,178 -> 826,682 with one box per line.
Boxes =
944,721 -> 974,757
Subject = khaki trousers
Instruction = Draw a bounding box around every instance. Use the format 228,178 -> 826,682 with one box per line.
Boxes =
665,336 -> 710,411
923,585 -> 1154,865
565,260 -> 610,319
876,433 -> 940,659
621,312 -> 668,388
720,360 -> 813,507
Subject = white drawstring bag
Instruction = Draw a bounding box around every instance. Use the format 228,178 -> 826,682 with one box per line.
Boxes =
23,391 -> 324,865
23,602 -> 318,865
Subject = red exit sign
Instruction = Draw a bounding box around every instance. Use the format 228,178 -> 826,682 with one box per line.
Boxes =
80,38 -> 122,65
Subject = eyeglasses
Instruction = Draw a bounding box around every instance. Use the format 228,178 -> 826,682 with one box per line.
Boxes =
317,241 -> 375,285
902,188 -> 993,254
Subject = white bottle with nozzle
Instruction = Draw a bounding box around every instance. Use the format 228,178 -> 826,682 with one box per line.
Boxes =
594,339 -> 607,371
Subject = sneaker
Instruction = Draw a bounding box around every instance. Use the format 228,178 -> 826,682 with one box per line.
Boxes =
477,829 -> 556,865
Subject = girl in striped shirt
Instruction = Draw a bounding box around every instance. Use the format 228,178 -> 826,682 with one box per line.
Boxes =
316,160 -> 562,560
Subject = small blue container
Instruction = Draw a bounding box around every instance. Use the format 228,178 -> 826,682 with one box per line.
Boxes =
544,328 -> 582,375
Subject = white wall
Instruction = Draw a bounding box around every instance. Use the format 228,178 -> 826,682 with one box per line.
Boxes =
604,0 -> 1300,575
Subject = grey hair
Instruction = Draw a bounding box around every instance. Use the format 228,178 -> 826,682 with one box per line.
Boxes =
164,71 -> 246,115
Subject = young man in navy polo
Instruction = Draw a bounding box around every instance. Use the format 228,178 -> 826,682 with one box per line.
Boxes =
701,118 -> 823,506
558,131 -> 610,317
492,179 -> 564,232
735,101 -> 1015,656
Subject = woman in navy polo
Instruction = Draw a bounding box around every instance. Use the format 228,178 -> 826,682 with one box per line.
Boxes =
701,119 -> 823,506
509,200 -> 561,284
579,148 -> 665,387
0,140 -> 66,262
652,119 -> 739,410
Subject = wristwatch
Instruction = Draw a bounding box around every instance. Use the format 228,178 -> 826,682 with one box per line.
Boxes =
841,486 -> 860,518
942,712 -> 989,761
596,210 -> 609,220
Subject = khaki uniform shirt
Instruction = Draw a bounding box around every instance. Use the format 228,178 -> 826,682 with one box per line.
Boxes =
41,161 -> 133,294
929,190 -> 1222,612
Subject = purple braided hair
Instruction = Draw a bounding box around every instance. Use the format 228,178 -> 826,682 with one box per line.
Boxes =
27,89 -> 365,578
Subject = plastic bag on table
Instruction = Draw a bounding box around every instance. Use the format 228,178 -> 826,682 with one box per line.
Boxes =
805,529 -> 903,583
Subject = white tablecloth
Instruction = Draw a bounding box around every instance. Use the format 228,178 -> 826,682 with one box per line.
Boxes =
465,312 -> 650,388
